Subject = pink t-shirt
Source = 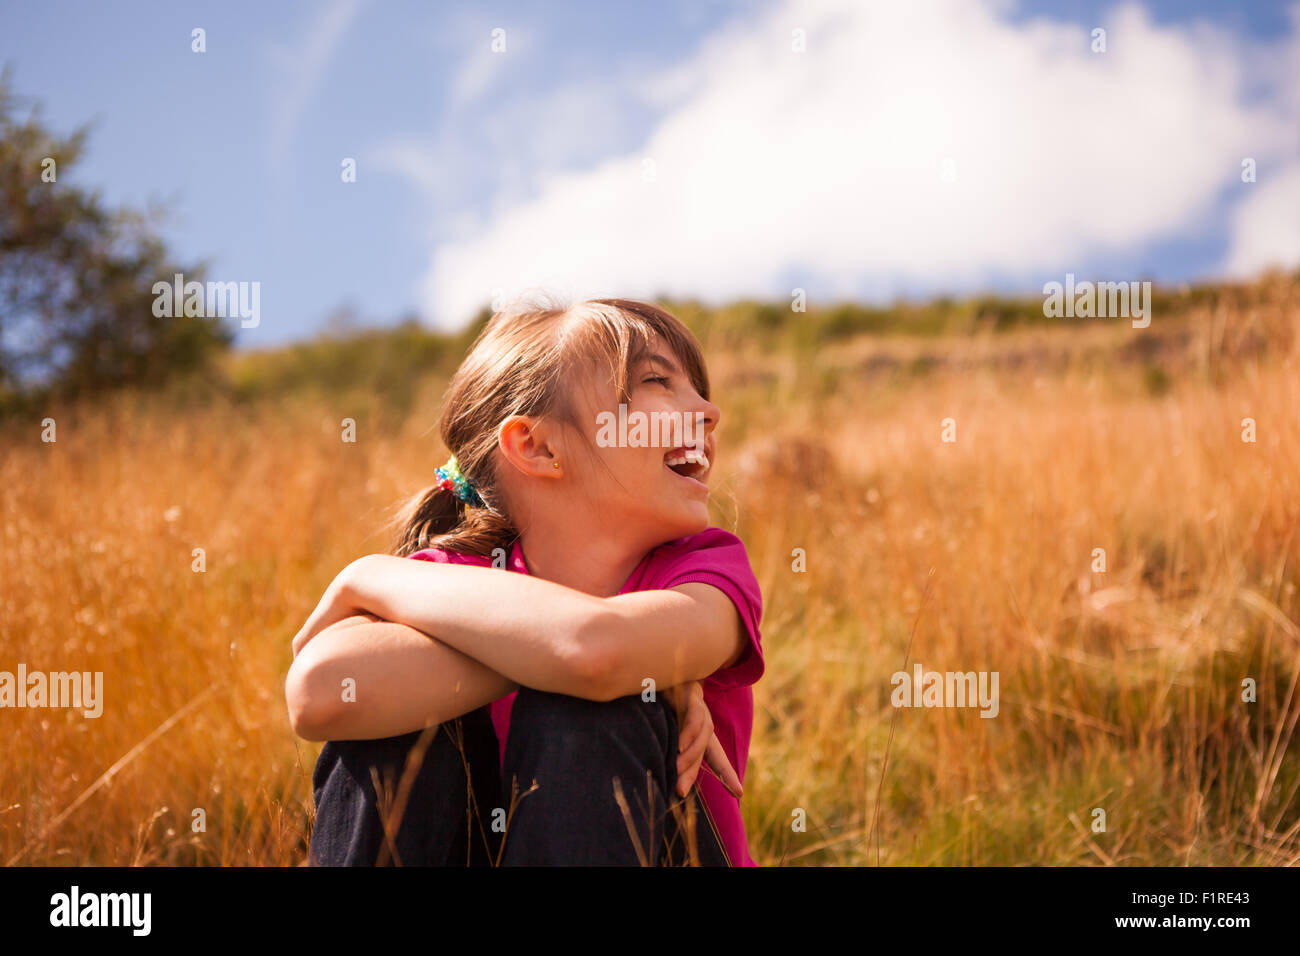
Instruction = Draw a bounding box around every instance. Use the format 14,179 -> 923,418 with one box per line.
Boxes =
409,526 -> 765,866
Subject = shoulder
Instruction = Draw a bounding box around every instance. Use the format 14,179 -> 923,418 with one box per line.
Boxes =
644,527 -> 762,627
649,528 -> 765,688
652,526 -> 751,563
648,528 -> 758,585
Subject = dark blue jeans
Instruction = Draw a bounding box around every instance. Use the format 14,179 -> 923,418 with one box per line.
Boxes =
308,704 -> 502,866
308,689 -> 730,866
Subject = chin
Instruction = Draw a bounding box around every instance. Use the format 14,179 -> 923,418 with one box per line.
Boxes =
642,507 -> 707,546
674,503 -> 711,537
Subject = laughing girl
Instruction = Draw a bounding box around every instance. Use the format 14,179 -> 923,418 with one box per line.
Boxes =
285,298 -> 764,866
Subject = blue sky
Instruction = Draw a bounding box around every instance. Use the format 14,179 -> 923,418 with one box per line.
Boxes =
1,0 -> 1296,346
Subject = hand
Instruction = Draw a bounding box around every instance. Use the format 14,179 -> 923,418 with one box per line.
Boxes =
664,681 -> 743,800
291,558 -> 369,658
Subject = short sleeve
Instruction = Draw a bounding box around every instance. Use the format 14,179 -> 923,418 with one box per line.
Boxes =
408,542 -> 524,574
655,528 -> 764,689
407,547 -> 452,564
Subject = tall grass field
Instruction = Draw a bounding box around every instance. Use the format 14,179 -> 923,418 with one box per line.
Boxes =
2,276 -> 1297,865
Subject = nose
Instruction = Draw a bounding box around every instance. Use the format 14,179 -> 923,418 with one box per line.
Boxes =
693,393 -> 720,443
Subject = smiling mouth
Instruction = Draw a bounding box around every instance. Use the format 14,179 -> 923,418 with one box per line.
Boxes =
664,446 -> 710,485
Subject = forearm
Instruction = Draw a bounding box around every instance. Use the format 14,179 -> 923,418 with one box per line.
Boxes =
286,613 -> 517,740
343,554 -> 609,696
340,556 -> 745,702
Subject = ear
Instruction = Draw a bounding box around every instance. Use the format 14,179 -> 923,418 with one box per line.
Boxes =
498,415 -> 563,479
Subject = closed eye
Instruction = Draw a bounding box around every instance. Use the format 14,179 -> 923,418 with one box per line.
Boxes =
644,375 -> 671,387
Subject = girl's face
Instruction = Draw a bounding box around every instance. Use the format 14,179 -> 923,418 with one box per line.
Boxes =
568,342 -> 720,547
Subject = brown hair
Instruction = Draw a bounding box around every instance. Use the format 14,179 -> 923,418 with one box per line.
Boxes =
392,296 -> 710,559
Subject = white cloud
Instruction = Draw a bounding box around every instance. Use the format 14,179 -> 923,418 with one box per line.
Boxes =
1221,161 -> 1300,277
415,0 -> 1298,329
267,0 -> 365,166
369,62 -> 649,235
445,24 -> 535,110
1217,2 -> 1300,278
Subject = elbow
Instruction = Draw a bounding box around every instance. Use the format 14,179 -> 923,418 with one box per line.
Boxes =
285,655 -> 340,741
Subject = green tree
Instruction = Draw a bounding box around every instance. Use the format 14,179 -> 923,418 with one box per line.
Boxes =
0,67 -> 231,411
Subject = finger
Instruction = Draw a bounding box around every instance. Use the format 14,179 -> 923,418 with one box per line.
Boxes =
295,582 -> 360,653
677,767 -> 697,798
677,697 -> 706,756
291,622 -> 313,658
676,721 -> 708,779
676,722 -> 710,797
703,734 -> 743,799
291,613 -> 324,658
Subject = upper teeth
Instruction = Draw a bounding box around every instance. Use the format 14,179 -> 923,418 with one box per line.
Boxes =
666,448 -> 709,470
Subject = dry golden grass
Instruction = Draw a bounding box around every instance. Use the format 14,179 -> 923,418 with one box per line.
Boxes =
2,278 -> 1297,865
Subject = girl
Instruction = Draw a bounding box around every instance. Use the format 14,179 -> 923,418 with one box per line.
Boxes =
286,297 -> 765,866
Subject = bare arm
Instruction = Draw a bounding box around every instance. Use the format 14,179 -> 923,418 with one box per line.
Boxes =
286,563 -> 749,796
584,581 -> 747,700
293,554 -> 746,702
285,612 -> 517,741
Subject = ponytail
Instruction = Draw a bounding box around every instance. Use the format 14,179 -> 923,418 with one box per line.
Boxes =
392,481 -> 519,559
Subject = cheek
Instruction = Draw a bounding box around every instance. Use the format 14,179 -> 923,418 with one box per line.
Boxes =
632,449 -> 666,488
613,450 -> 671,507
589,447 -> 656,494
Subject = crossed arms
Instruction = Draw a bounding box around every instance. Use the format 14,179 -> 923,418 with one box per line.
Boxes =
285,554 -> 747,795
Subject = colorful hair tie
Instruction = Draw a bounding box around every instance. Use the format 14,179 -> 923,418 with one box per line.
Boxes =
434,454 -> 484,507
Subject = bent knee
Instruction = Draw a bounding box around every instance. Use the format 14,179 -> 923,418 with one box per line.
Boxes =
508,687 -> 675,751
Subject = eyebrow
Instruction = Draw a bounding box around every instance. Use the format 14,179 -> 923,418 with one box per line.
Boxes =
634,352 -> 683,377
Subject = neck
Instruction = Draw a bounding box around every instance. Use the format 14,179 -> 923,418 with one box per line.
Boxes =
517,516 -> 650,597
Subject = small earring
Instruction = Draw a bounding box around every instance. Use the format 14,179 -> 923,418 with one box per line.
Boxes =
552,461 -> 560,469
